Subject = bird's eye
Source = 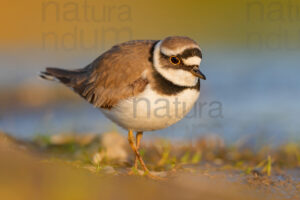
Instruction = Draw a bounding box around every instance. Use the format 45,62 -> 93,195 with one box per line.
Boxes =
170,56 -> 180,65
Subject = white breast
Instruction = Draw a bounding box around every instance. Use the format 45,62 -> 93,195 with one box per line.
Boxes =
101,85 -> 200,132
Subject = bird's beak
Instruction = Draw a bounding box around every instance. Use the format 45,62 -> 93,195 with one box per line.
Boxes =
191,66 -> 206,80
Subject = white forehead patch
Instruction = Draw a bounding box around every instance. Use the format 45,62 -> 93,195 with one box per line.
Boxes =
161,45 -> 200,56
182,56 -> 201,66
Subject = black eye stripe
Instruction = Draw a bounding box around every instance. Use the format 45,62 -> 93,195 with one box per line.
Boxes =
160,48 -> 202,59
181,48 -> 202,59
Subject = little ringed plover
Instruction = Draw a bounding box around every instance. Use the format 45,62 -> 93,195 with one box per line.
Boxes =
40,36 -> 206,177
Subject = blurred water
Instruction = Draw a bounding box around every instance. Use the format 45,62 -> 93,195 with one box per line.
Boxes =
0,48 -> 299,144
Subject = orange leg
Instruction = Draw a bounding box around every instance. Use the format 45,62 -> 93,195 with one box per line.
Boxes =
134,132 -> 143,169
128,130 -> 149,173
128,130 -> 165,180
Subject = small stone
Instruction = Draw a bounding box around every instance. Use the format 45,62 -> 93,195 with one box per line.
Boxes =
102,166 -> 116,174
100,132 -> 129,162
150,171 -> 168,178
75,134 -> 97,146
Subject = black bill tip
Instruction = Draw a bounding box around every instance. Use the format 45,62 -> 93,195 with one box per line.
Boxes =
191,67 -> 206,80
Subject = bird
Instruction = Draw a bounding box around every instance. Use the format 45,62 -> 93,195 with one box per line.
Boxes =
40,36 -> 206,178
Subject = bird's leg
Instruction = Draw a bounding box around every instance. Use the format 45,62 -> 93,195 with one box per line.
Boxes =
134,132 -> 143,169
128,130 -> 165,180
128,130 -> 149,173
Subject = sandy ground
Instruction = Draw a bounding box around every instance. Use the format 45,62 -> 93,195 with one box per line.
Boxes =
0,131 -> 299,200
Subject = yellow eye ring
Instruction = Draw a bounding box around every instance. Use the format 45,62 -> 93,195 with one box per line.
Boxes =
169,56 -> 180,65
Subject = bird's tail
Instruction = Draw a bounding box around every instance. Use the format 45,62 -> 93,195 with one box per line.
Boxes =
39,67 -> 84,85
40,67 -> 97,104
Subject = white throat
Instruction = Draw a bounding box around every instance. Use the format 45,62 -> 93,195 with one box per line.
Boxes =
153,41 -> 198,87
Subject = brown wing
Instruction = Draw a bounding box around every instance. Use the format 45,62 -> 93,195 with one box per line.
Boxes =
72,40 -> 157,108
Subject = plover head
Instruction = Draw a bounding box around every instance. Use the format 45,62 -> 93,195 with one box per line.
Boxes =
153,36 -> 206,87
